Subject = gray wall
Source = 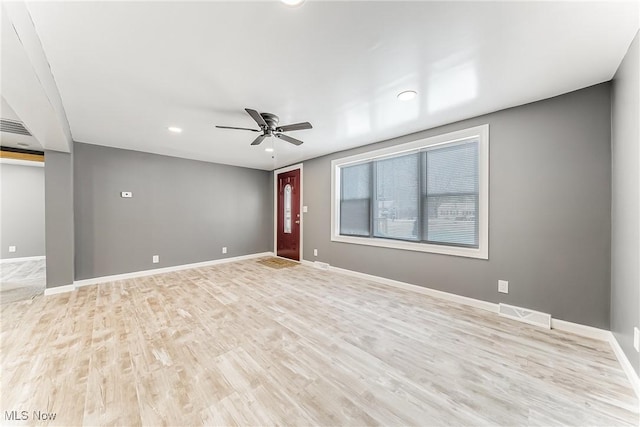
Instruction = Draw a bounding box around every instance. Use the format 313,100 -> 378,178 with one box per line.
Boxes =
74,143 -> 272,280
302,83 -> 612,328
611,31 -> 639,375
0,163 -> 45,259
45,150 -> 75,288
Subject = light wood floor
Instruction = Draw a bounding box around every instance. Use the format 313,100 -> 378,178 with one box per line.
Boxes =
0,259 -> 46,305
1,258 -> 637,426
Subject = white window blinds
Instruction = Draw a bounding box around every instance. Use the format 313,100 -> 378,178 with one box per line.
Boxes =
338,139 -> 480,248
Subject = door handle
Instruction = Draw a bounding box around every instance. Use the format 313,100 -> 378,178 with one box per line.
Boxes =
295,220 -> 300,224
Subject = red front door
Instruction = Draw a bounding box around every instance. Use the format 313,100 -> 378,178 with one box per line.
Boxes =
277,169 -> 301,261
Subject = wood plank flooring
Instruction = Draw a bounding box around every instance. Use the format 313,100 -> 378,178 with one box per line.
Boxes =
1,258 -> 638,426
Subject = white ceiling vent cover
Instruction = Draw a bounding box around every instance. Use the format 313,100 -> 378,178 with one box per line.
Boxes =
0,119 -> 32,136
499,303 -> 551,329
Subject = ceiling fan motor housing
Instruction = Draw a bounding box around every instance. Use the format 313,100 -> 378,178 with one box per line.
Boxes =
260,113 -> 279,130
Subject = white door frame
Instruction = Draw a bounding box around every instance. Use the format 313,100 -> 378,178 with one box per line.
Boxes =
273,163 -> 303,261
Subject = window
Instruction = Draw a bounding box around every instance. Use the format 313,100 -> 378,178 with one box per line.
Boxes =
340,163 -> 370,236
423,142 -> 478,247
374,153 -> 419,240
284,184 -> 292,234
331,125 -> 488,259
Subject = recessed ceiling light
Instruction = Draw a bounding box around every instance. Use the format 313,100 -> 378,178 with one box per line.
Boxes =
168,126 -> 182,133
265,148 -> 274,153
281,0 -> 305,6
397,90 -> 417,101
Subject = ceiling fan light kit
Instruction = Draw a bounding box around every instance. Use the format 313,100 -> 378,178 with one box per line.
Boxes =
280,0 -> 305,7
216,108 -> 312,146
397,90 -> 417,101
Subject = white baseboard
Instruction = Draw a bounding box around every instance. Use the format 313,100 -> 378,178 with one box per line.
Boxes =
550,318 -> 612,341
0,255 -> 45,264
299,260 -> 315,268
74,252 -> 273,287
44,284 -> 75,296
609,333 -> 640,400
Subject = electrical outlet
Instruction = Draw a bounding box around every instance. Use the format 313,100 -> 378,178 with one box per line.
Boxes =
152,255 -> 159,263
498,280 -> 509,294
222,247 -> 227,254
634,327 -> 639,352
8,246 -> 16,253
313,249 -> 318,257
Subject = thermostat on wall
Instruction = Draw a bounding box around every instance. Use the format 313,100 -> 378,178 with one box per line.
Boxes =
121,191 -> 133,198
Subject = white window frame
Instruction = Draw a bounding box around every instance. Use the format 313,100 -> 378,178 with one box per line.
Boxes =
331,124 -> 489,259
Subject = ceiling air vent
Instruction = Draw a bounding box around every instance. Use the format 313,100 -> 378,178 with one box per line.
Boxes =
0,119 -> 32,136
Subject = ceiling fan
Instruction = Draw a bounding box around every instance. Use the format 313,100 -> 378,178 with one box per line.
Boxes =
216,108 -> 312,146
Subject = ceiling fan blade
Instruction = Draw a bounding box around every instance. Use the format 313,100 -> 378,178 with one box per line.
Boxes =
216,125 -> 260,132
245,108 -> 268,128
277,122 -> 313,132
276,133 -> 304,146
251,135 -> 266,146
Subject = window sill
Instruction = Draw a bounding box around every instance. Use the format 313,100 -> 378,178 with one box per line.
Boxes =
331,234 -> 488,259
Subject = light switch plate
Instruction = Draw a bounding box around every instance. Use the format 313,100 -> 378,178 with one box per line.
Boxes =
303,206 -> 308,213
121,191 -> 133,198
152,255 -> 159,263
8,246 -> 16,253
222,247 -> 227,254
634,327 -> 639,352
498,280 -> 509,294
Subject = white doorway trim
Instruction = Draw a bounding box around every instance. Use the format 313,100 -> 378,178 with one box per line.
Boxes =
273,163 -> 303,261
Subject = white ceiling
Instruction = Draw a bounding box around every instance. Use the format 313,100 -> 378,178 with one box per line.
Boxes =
25,1 -> 639,171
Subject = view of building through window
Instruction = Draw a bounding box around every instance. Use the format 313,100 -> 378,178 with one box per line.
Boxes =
374,153 -> 419,240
